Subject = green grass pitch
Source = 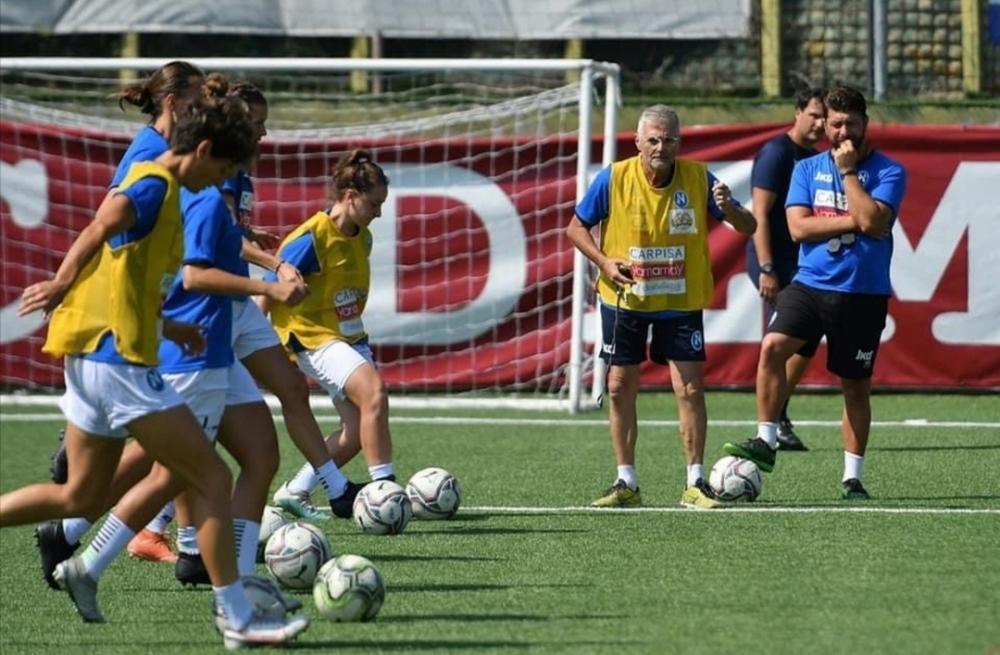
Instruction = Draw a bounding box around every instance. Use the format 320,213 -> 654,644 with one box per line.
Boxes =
1,391 -> 998,655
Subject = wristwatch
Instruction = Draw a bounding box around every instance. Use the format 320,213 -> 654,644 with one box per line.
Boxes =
760,263 -> 775,275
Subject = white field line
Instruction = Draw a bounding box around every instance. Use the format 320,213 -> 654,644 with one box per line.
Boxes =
1,413 -> 998,429
458,505 -> 1000,515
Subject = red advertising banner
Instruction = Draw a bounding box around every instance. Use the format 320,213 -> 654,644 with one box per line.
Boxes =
1,121 -> 998,390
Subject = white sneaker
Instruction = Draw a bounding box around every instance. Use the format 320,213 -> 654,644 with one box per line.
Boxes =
53,556 -> 104,623
222,611 -> 310,650
272,482 -> 326,521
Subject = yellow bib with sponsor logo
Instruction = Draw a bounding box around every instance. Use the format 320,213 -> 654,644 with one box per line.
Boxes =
43,162 -> 184,365
270,210 -> 372,349
597,156 -> 714,312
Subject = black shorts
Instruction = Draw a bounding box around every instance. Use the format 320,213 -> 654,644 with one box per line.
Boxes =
747,259 -> 819,358
768,281 -> 888,379
600,305 -> 705,366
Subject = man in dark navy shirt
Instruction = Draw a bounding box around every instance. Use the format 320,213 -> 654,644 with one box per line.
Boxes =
745,88 -> 826,451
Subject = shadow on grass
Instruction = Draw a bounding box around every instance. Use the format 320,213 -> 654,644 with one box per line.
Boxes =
370,554 -> 502,563
872,444 -> 1000,452
388,582 -> 592,593
379,612 -> 632,624
285,638 -> 647,651
405,527 -> 588,536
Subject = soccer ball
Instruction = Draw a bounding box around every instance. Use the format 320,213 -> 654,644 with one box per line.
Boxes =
313,554 -> 386,622
213,574 -> 286,632
352,480 -> 412,535
709,455 -> 763,502
406,467 -> 462,520
264,521 -> 333,589
257,505 -> 288,564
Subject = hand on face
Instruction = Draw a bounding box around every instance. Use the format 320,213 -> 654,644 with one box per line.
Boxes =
832,139 -> 858,173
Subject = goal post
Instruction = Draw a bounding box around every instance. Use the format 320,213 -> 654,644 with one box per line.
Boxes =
0,57 -> 620,413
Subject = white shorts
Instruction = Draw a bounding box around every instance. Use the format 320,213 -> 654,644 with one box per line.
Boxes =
162,367 -> 229,442
60,357 -> 185,438
225,359 -> 264,407
295,340 -> 374,402
232,300 -> 280,361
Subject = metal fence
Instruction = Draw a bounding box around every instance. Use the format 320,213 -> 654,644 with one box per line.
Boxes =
0,0 -> 996,99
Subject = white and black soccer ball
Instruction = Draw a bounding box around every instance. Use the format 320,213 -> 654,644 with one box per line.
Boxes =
257,505 -> 288,564
264,520 -> 333,589
352,480 -> 412,535
709,455 -> 763,502
213,573 -> 286,633
313,554 -> 385,622
406,467 -> 462,520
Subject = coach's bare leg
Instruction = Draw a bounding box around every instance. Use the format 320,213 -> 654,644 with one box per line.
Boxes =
840,377 -> 872,456
756,333 -> 807,422
669,360 -> 708,466
784,354 -> 813,400
606,364 -> 641,467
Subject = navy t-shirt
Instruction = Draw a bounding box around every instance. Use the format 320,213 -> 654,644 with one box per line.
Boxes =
747,133 -> 816,265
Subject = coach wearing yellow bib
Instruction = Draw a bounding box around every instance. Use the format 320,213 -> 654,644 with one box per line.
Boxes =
567,104 -> 756,510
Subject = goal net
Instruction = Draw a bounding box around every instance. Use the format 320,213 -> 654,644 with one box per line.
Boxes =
0,57 -> 620,412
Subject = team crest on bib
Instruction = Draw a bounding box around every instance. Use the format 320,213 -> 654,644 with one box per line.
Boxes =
668,209 -> 696,234
146,369 -> 165,392
673,190 -> 688,207
690,330 -> 703,351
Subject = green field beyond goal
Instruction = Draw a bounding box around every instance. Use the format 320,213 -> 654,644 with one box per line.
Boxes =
1,392 -> 998,655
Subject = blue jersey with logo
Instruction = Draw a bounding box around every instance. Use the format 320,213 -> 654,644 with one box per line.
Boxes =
158,186 -> 244,372
786,150 -> 907,295
110,127 -> 169,189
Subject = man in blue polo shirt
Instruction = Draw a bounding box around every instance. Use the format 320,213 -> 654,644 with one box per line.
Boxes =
725,86 -> 907,500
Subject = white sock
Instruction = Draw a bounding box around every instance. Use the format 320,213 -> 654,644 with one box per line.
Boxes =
369,462 -> 395,481
315,460 -> 349,500
757,422 -> 778,449
215,581 -> 253,631
233,519 -> 260,577
62,517 -> 92,546
80,513 -> 135,581
287,463 -> 318,495
686,464 -> 704,487
146,501 -> 175,534
616,465 -> 638,490
843,452 -> 865,482
176,526 -> 200,555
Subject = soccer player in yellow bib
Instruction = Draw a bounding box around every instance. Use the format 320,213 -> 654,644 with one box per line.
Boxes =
1,90 -> 309,648
567,104 -> 757,510
262,149 -> 397,496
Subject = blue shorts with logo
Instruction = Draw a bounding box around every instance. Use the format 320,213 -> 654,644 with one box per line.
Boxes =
600,304 -> 705,366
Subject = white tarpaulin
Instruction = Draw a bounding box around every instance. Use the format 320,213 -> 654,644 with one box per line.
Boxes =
0,0 -> 751,39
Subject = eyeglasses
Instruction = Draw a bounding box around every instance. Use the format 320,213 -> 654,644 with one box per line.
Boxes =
643,136 -> 681,147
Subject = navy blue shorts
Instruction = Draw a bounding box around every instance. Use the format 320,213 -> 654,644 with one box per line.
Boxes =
599,304 -> 705,366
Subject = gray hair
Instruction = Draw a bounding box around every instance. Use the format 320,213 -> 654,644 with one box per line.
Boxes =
637,104 -> 680,133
